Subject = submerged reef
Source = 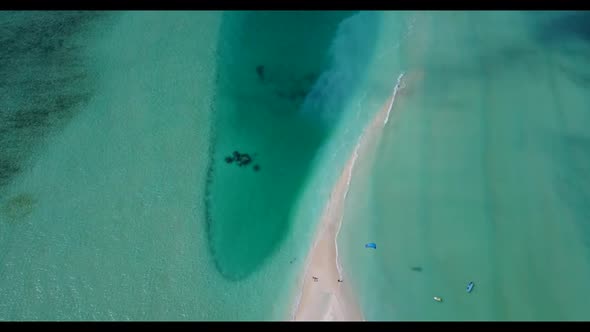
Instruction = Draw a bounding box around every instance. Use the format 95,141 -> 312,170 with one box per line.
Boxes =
224,151 -> 259,172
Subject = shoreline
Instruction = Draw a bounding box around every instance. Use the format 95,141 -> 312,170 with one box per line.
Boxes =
291,73 -> 405,321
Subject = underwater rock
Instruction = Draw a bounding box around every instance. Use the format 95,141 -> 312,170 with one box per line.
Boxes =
256,65 -> 265,81
224,150 -> 259,171
237,154 -> 252,167
2,193 -> 36,222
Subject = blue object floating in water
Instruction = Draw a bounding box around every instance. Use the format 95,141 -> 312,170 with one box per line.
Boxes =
466,281 -> 474,293
365,243 -> 377,249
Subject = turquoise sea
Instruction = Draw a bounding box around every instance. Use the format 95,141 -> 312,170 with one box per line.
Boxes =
0,11 -> 589,321
339,11 -> 590,321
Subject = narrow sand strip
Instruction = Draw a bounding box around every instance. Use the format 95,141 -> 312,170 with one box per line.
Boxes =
292,74 -> 406,321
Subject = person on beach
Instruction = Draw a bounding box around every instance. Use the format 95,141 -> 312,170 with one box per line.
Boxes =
312,276 -> 318,282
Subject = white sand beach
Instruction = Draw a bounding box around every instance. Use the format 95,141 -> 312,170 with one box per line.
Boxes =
292,73 -> 406,321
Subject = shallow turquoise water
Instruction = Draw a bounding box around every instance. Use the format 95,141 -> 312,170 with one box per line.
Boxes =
0,11 -> 226,320
0,11 -> 371,320
1,10 -> 589,321
340,11 -> 590,321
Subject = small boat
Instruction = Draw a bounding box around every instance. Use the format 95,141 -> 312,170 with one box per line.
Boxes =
433,296 -> 442,302
365,242 -> 377,249
466,282 -> 474,293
